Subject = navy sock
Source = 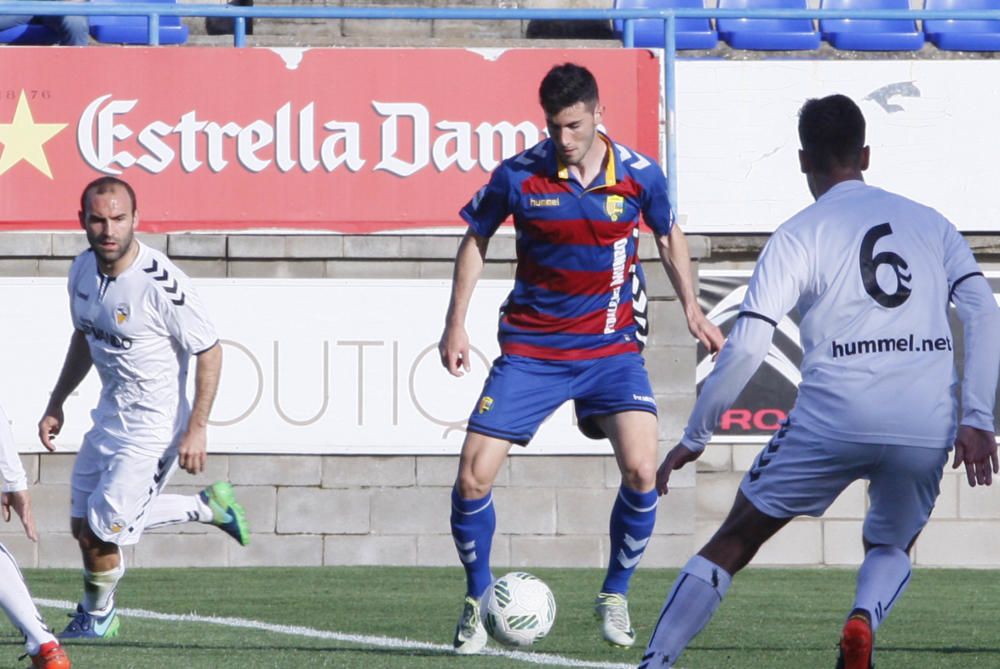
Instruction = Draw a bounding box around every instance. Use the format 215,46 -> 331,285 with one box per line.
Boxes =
602,485 -> 658,594
451,487 -> 496,599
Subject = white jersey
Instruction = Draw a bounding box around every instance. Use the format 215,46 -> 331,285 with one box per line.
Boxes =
68,242 -> 218,448
739,180 -> 984,448
0,404 -> 26,493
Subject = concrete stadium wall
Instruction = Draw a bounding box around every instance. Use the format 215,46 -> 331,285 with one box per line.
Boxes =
3,232 -> 999,570
0,231 -> 701,571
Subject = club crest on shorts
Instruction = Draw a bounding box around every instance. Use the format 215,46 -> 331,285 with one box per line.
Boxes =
605,195 -> 624,222
478,396 -> 494,414
109,518 -> 127,534
114,303 -> 130,324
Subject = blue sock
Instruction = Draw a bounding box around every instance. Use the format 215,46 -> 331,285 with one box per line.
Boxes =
451,488 -> 496,599
602,485 -> 658,594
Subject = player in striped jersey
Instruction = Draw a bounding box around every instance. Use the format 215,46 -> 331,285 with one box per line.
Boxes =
38,177 -> 250,641
0,403 -> 70,668
641,95 -> 1000,669
441,63 -> 722,653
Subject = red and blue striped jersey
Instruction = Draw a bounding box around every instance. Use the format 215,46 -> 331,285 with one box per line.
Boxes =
460,133 -> 672,360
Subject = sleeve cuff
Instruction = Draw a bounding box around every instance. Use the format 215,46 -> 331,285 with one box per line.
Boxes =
2,476 -> 27,493
194,339 -> 221,356
960,412 -> 996,434
679,432 -> 707,454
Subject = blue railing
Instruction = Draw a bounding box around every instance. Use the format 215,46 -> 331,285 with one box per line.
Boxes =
3,2 -> 998,217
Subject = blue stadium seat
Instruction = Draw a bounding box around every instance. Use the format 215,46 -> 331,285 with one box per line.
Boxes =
0,22 -> 59,45
924,0 -> 1000,50
820,0 -> 924,50
717,0 -> 821,50
88,0 -> 188,45
613,0 -> 718,50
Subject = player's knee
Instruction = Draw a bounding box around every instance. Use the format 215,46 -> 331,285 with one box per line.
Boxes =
455,477 -> 491,500
76,527 -> 98,551
701,526 -> 766,574
455,469 -> 493,499
75,521 -> 115,553
620,460 -> 657,492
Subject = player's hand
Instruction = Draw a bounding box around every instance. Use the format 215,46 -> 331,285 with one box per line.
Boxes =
439,325 -> 472,377
952,424 -> 998,487
178,427 -> 208,475
2,490 -> 37,542
687,311 -> 724,356
656,443 -> 702,496
37,407 -> 64,452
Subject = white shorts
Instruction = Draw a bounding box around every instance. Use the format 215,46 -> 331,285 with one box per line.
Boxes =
70,431 -> 180,546
740,421 -> 948,549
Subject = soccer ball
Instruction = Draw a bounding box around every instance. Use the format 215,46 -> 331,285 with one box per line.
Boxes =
481,571 -> 557,647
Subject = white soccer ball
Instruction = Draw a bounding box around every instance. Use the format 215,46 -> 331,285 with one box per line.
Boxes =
481,571 -> 557,647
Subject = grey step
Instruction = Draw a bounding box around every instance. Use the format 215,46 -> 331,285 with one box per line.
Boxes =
184,30 -> 615,46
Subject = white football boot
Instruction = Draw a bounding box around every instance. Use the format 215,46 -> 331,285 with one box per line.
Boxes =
453,595 -> 488,655
594,592 -> 636,647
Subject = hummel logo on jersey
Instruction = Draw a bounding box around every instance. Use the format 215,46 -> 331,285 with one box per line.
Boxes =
529,197 -> 560,208
615,144 -> 651,170
143,258 -> 187,306
470,185 -> 487,211
831,334 -> 953,358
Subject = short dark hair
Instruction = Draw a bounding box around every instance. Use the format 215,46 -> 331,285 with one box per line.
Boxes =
798,94 -> 866,173
80,176 -> 137,216
538,63 -> 599,117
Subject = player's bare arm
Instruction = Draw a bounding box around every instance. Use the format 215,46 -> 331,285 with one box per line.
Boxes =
2,490 -> 37,542
655,443 -> 702,496
439,229 -> 489,377
655,225 -> 724,353
952,425 -> 998,488
38,329 -> 94,452
179,342 -> 222,475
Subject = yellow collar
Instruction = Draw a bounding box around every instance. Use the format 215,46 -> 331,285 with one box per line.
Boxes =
556,134 -> 616,187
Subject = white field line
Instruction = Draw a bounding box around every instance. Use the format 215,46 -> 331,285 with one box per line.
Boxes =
35,598 -> 637,669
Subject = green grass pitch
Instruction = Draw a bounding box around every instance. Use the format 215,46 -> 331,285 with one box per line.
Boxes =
6,566 -> 1000,668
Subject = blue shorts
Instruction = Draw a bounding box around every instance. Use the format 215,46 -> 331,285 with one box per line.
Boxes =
466,353 -> 657,445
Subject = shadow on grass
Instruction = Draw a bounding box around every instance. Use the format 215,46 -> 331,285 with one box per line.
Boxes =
29,639 -> 560,662
691,642 -> 1000,655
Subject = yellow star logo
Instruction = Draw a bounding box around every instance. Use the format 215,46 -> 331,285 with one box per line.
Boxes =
0,90 -> 68,179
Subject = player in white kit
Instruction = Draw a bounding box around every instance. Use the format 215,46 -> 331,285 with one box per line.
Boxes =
38,177 -> 250,640
0,403 -> 70,668
640,94 -> 1000,669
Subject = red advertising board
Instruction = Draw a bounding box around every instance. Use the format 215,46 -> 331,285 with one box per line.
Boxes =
0,48 -> 661,232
